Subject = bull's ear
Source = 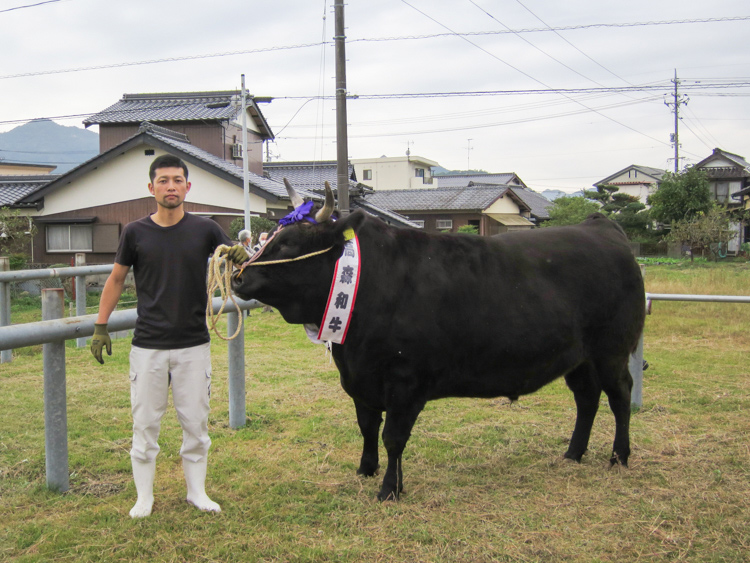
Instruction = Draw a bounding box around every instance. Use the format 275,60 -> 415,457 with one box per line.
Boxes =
333,209 -> 367,238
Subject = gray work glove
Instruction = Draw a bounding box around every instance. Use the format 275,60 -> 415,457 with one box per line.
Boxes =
90,323 -> 112,364
225,244 -> 250,265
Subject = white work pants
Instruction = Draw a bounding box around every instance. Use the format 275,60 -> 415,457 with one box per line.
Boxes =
129,343 -> 212,464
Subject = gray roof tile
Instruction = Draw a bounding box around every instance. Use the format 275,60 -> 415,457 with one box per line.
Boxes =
364,185 -> 511,212
437,173 -> 522,188
0,175 -> 57,206
141,124 -> 316,201
84,92 -> 242,125
264,161 -> 354,191
509,187 -> 552,220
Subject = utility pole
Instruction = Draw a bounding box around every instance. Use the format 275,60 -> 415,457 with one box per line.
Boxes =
467,139 -> 473,171
334,0 -> 349,216
665,70 -> 689,173
240,74 -> 251,231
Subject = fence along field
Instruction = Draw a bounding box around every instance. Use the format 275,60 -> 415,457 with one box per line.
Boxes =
1,263 -> 749,562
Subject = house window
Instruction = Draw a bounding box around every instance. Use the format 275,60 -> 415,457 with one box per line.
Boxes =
411,220 -> 425,228
714,182 -> 729,203
363,169 -> 372,180
436,219 -> 453,230
415,168 -> 425,178
46,225 -> 93,252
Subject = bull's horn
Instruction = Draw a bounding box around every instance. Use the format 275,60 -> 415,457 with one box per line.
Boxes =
315,181 -> 336,223
283,178 -> 305,209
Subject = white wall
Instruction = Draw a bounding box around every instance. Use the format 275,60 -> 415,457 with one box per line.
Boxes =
484,193 -> 522,214
352,156 -> 438,191
37,146 -> 267,216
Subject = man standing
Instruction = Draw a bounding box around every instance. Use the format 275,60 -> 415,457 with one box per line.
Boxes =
90,154 -> 247,518
238,229 -> 253,256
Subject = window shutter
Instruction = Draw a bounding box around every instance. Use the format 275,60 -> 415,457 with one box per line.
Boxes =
92,224 -> 120,253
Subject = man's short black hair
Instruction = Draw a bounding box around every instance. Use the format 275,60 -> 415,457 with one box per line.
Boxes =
149,154 -> 189,182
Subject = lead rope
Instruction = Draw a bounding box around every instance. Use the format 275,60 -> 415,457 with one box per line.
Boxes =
206,245 -> 244,341
205,242 -> 336,341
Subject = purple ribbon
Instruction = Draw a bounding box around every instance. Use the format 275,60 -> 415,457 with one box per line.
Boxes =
279,201 -> 318,226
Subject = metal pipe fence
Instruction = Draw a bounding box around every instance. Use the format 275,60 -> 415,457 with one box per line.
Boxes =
0,288 -> 260,492
629,293 -> 750,411
0,255 -> 113,363
2,255 -> 749,490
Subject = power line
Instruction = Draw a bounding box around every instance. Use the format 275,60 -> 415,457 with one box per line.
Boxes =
0,43 -> 327,80
399,0 -> 671,147
2,80 -> 748,128
512,0 -> 635,87
0,0 -> 63,14
278,96 -> 663,139
468,0 -> 609,88
3,16 -> 749,81
350,16 -> 750,43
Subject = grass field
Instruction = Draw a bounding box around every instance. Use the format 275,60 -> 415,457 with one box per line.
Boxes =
1,263 -> 749,562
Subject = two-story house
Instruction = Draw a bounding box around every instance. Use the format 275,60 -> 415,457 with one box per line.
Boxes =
351,154 -> 438,191
593,165 -> 668,205
694,148 -> 750,252
84,91 -> 273,176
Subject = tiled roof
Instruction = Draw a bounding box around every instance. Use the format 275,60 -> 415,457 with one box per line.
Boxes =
84,91 -> 241,125
364,185 -> 511,212
595,165 -> 668,187
351,197 -> 420,228
264,161 -> 355,191
264,161 -> 415,227
436,173 -> 524,188
0,175 -> 57,206
22,123 -> 315,205
141,124 -> 304,200
509,187 -> 552,220
82,91 -> 274,139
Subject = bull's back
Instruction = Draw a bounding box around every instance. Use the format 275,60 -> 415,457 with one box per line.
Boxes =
344,217 -> 644,401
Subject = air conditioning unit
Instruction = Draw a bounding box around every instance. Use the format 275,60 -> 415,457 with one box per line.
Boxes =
232,144 -> 243,158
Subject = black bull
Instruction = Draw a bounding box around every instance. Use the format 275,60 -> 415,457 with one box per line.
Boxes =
232,201 -> 645,501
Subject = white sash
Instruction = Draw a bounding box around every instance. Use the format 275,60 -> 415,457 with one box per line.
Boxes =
316,228 -> 360,344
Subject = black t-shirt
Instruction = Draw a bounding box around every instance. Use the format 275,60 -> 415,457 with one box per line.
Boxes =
115,213 -> 231,349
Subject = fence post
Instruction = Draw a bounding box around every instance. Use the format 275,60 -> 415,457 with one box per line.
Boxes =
227,310 -> 246,428
42,288 -> 69,492
629,264 -> 647,410
75,253 -> 87,348
629,334 -> 644,410
0,257 -> 10,363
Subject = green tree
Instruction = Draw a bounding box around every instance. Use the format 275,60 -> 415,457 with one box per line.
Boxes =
583,184 -> 651,239
0,207 -> 36,267
457,224 -> 478,234
665,204 -> 737,261
648,167 -> 711,225
541,196 -> 600,227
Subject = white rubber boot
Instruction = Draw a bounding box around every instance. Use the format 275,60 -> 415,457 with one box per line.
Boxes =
183,458 -> 221,513
129,459 -> 156,518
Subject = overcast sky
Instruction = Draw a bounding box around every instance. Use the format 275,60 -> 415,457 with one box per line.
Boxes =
2,0 -> 749,192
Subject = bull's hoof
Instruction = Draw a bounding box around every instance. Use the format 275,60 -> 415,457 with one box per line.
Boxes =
377,489 -> 400,502
356,464 -> 379,477
608,453 -> 629,468
563,452 -> 584,463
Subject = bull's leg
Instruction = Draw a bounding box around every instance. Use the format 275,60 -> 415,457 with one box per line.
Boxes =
599,358 -> 633,466
354,400 -> 382,477
564,363 -> 602,462
378,402 -> 424,501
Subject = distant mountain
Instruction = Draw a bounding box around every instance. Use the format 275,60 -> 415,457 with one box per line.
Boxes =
0,119 -> 98,174
432,167 -> 489,176
541,189 -> 584,201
